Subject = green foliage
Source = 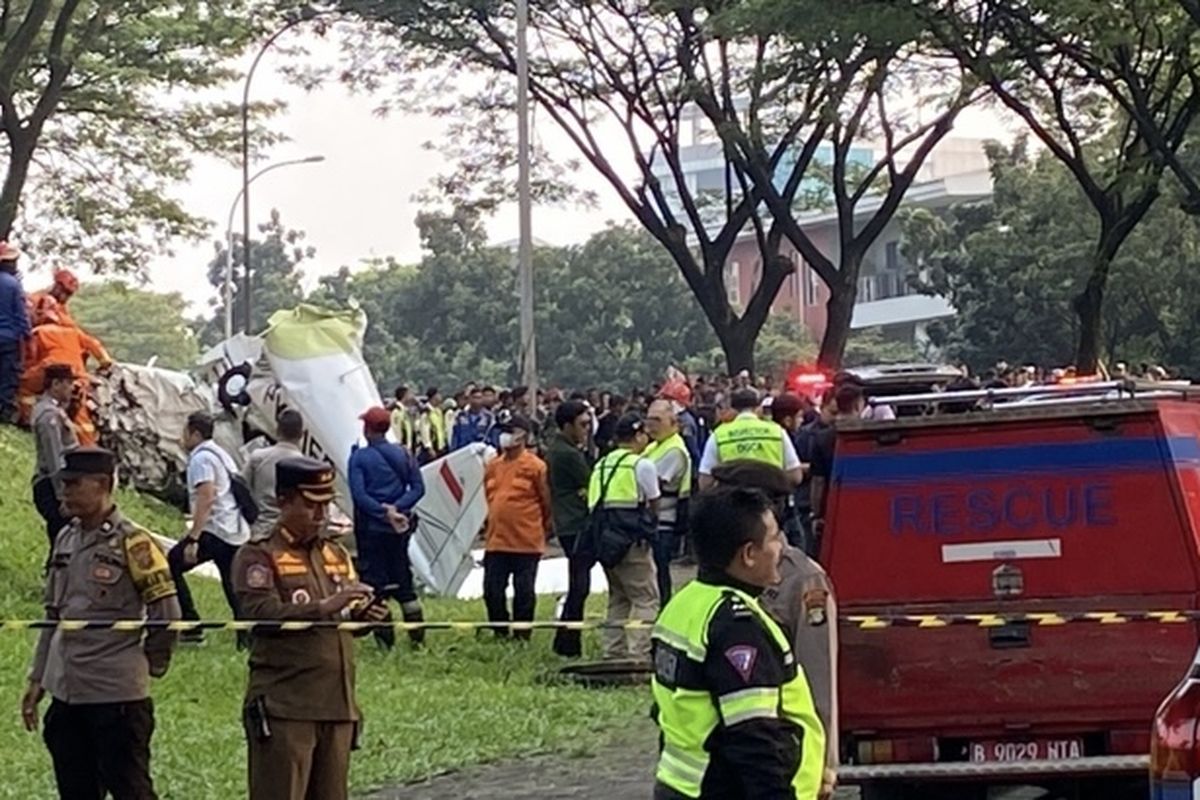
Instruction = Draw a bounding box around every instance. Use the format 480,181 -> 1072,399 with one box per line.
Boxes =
843,327 -> 921,368
0,426 -> 643,797
0,0 -> 293,274
905,139 -> 1200,375
311,215 -> 721,392
70,281 -> 199,370
198,209 -> 310,344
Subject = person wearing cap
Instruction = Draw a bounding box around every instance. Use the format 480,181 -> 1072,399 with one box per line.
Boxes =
169,411 -> 247,645
348,405 -> 426,649
31,362 -> 78,552
644,399 -> 692,604
769,392 -> 813,551
242,409 -> 306,540
233,456 -> 387,800
650,485 -> 826,800
22,446 -> 180,800
481,414 -> 552,639
583,412 -> 661,661
698,388 -> 804,491
709,461 -> 840,799
0,240 -> 30,424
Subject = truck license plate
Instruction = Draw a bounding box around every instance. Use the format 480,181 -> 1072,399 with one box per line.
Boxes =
970,739 -> 1084,762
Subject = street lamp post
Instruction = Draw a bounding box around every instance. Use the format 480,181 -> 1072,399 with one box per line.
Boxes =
516,0 -> 537,398
240,5 -> 329,333
224,156 -> 325,339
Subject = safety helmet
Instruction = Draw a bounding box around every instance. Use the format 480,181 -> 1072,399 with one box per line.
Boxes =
53,268 -> 79,295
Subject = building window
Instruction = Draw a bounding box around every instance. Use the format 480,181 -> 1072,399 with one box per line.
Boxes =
695,168 -> 725,192
803,264 -> 818,307
727,261 -> 741,306
885,240 -> 901,271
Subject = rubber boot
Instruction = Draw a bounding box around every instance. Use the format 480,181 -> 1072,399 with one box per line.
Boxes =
373,609 -> 396,651
402,601 -> 425,647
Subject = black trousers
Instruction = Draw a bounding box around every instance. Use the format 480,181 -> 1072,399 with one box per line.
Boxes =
33,477 -> 70,552
357,530 -> 423,647
482,551 -> 540,640
167,532 -> 240,621
552,534 -> 594,657
0,339 -> 20,422
44,697 -> 157,800
651,529 -> 677,605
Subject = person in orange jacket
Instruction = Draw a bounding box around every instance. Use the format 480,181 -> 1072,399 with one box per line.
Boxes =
19,299 -> 110,444
27,269 -> 80,331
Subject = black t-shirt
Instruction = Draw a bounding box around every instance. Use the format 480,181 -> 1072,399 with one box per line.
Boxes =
809,424 -> 836,481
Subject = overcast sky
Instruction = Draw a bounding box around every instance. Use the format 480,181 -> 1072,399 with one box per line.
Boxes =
112,35 -> 1016,316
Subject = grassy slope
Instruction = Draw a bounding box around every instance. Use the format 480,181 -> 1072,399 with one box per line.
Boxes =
0,427 -> 646,798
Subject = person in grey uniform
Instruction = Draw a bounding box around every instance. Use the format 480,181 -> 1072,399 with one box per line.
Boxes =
21,447 -> 181,800
31,363 -> 77,552
241,408 -> 305,539
709,460 -> 840,799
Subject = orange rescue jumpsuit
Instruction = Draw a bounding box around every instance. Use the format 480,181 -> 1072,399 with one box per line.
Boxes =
19,323 -> 110,445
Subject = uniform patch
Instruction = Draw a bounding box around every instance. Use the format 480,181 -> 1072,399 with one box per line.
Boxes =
245,564 -> 272,589
91,563 -> 117,583
724,645 -> 758,682
290,588 -> 312,604
129,541 -> 155,571
802,589 -> 828,627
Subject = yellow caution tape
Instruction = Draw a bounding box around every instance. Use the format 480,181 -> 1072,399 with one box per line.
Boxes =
0,611 -> 1197,632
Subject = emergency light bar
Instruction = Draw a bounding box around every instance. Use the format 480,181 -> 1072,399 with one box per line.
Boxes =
869,380 -> 1194,409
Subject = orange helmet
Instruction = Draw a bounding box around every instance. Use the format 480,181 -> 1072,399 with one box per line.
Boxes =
53,268 -> 79,295
659,379 -> 692,406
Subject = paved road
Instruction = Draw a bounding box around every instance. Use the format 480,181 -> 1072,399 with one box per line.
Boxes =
370,720 -> 861,800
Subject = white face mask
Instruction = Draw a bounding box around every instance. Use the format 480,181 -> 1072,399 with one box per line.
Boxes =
499,432 -> 523,450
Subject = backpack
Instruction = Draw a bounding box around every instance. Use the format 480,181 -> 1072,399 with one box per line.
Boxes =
198,444 -> 259,525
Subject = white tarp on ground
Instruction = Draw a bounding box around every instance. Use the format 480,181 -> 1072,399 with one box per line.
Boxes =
454,549 -> 609,601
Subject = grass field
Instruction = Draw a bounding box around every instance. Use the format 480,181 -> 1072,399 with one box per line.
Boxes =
0,426 -> 646,798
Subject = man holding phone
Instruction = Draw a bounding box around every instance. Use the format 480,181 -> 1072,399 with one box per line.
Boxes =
233,456 -> 388,800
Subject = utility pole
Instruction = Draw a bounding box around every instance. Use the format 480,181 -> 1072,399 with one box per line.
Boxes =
516,0 -> 538,399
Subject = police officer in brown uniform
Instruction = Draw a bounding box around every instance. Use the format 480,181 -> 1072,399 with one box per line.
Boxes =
233,456 -> 387,800
21,447 -> 181,800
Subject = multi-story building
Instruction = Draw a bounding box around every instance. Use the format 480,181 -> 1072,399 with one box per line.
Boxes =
651,116 -> 993,351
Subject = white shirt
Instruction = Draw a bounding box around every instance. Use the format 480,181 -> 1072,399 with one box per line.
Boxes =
698,412 -> 802,475
634,457 -> 662,503
188,441 -> 248,545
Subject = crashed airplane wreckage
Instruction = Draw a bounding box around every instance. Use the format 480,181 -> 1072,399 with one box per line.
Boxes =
93,305 -> 488,598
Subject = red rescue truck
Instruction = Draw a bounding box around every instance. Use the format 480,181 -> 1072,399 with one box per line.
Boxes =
824,382 -> 1200,799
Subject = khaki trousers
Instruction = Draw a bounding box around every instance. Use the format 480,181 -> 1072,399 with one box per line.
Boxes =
602,541 -> 660,660
247,718 -> 354,800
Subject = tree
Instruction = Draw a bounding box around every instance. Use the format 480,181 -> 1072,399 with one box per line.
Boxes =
922,0 -> 1200,372
689,0 -> 976,368
71,280 -> 199,369
198,209 -> 310,345
0,0 -> 292,274
311,214 -> 725,391
905,139 -> 1200,375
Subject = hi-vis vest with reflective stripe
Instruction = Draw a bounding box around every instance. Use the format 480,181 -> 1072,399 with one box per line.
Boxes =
645,433 -> 693,498
651,581 -> 825,799
587,449 -> 643,510
713,414 -> 786,468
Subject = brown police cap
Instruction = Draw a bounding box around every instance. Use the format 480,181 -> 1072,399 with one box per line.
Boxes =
275,456 -> 336,503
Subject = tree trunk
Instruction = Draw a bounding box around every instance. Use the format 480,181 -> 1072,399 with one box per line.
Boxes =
0,133 -> 34,239
1072,274 -> 1105,375
718,324 -> 756,376
817,278 -> 858,370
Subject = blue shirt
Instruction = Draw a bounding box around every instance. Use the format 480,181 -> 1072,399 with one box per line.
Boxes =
451,408 -> 497,451
348,439 -> 426,535
0,271 -> 30,343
